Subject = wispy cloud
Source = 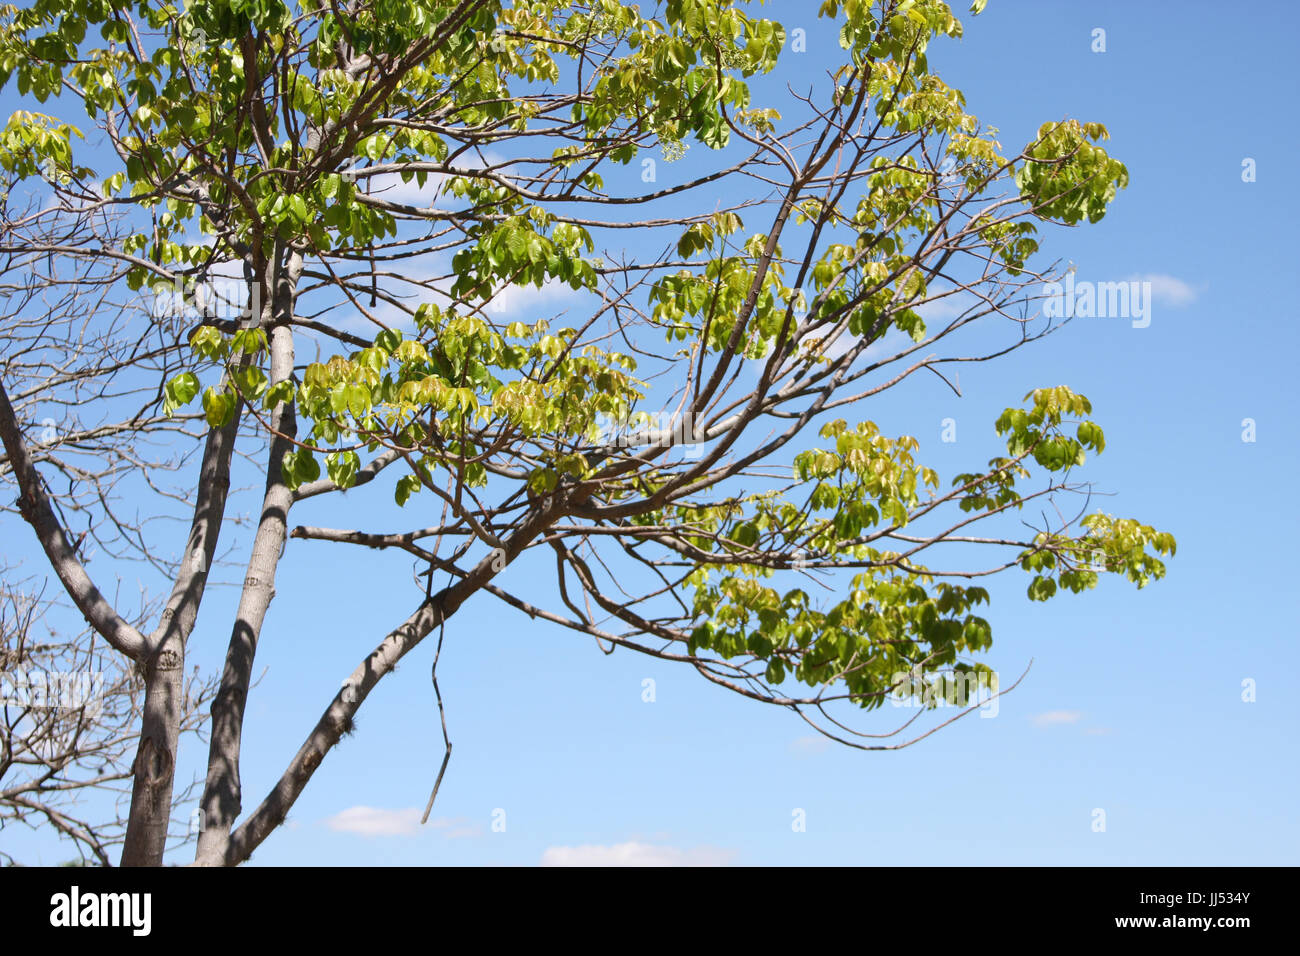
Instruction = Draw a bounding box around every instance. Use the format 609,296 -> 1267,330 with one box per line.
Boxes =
790,735 -> 831,756
1126,273 -> 1203,307
363,170 -> 443,207
914,287 -> 973,321
325,267 -> 585,339
860,326 -> 916,360
323,807 -> 483,839
490,277 -> 583,319
1031,710 -> 1084,728
540,841 -> 736,867
324,806 -> 422,837
353,149 -> 509,208
427,817 -> 483,839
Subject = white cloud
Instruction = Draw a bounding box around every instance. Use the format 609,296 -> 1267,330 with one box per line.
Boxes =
356,149 -> 509,208
326,266 -> 584,338
323,808 -> 484,838
443,825 -> 482,839
914,288 -> 972,321
425,816 -> 483,839
489,277 -> 583,319
1031,710 -> 1084,728
862,326 -> 917,360
790,735 -> 831,756
1126,273 -> 1202,307
540,841 -> 736,867
363,170 -> 443,208
324,806 -> 422,837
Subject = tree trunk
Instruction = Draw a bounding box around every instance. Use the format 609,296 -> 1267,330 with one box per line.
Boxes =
194,259 -> 300,866
117,417 -> 240,865
119,635 -> 184,866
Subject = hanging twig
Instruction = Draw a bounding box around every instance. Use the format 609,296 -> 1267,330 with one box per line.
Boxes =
420,570 -> 453,825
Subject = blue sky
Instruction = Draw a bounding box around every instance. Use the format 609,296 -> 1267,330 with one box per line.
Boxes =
3,0 -> 1298,866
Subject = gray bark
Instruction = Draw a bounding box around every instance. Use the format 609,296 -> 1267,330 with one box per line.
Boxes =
223,494 -> 566,865
118,406 -> 241,865
1,364 -> 241,865
0,377 -> 147,660
194,254 -> 301,865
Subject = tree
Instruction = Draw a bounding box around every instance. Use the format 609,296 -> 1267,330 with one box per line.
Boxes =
0,0 -> 1174,866
0,570 -> 216,865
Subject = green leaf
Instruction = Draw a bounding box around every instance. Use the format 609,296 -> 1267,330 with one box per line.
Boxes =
163,372 -> 200,414
395,473 -> 422,506
295,450 -> 321,484
201,386 -> 237,427
230,365 -> 268,401
346,383 -> 371,419
326,450 -> 360,489
190,326 -> 229,360
1026,577 -> 1057,602
262,379 -> 296,409
231,328 -> 268,355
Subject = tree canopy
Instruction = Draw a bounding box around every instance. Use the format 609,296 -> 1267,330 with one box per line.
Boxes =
0,0 -> 1173,865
